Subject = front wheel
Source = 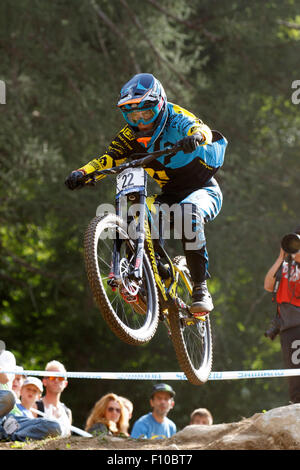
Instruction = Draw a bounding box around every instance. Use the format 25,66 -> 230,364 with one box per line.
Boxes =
84,214 -> 159,345
168,256 -> 213,385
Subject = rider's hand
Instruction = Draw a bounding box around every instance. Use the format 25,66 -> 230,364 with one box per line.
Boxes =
65,170 -> 86,190
178,133 -> 205,154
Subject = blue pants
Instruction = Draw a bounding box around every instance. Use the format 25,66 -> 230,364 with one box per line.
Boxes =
0,391 -> 61,441
0,414 -> 62,441
147,178 -> 222,283
180,179 -> 223,249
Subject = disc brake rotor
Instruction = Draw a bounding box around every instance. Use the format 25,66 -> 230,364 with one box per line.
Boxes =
119,257 -> 140,297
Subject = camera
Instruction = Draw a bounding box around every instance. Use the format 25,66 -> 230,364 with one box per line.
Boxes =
281,232 -> 300,254
264,315 -> 281,340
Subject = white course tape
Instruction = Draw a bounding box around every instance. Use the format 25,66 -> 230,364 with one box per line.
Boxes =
2,368 -> 300,381
30,408 -> 92,438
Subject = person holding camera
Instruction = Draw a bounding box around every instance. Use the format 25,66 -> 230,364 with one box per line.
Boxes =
264,225 -> 300,404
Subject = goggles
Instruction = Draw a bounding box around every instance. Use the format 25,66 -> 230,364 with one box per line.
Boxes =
125,108 -> 155,125
120,99 -> 163,126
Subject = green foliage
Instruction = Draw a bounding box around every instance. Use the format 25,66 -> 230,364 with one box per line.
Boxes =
1,0 -> 299,432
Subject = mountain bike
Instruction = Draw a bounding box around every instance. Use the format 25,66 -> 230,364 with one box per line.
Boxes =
82,143 -> 213,385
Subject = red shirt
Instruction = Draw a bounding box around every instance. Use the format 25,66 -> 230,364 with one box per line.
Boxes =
276,261 -> 300,306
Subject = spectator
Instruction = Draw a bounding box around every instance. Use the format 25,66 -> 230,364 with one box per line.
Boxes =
190,408 -> 213,425
131,383 -> 176,439
0,349 -> 17,418
34,360 -> 72,437
85,393 -> 129,436
120,396 -> 133,434
120,396 -> 133,419
17,377 -> 43,418
0,349 -> 61,441
12,366 -> 25,403
264,224 -> 300,404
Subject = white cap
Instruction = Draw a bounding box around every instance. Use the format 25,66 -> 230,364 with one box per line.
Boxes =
22,376 -> 43,393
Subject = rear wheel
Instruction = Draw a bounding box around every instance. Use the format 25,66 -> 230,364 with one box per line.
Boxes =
84,214 -> 159,345
169,256 -> 213,385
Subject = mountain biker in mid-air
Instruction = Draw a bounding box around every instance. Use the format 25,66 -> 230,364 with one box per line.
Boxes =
65,73 -> 228,314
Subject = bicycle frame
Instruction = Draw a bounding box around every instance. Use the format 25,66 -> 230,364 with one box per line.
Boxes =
85,143 -> 190,313
113,169 -> 180,312
144,199 -> 178,308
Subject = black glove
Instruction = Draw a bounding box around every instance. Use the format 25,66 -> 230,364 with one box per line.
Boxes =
65,170 -> 86,190
178,133 -> 204,154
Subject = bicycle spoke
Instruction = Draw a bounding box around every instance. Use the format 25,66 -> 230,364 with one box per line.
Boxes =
94,223 -> 154,332
97,256 -> 111,269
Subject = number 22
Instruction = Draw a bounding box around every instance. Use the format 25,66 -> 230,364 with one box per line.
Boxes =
121,172 -> 134,188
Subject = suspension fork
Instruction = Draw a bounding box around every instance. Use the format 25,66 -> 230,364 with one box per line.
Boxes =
132,192 -> 146,281
110,191 -> 146,282
110,194 -> 124,280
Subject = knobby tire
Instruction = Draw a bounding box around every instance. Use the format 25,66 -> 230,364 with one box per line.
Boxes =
169,256 -> 213,385
84,214 -> 159,346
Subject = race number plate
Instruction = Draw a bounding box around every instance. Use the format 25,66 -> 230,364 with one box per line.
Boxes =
116,167 -> 146,195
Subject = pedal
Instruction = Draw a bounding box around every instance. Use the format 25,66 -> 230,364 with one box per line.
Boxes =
119,287 -> 138,303
192,311 -> 209,321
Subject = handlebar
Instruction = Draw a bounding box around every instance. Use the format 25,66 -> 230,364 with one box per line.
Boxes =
83,142 -> 183,184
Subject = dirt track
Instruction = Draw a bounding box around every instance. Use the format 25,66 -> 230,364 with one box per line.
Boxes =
1,406 -> 300,451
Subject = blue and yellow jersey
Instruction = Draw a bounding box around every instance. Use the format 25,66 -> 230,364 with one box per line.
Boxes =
79,103 -> 228,194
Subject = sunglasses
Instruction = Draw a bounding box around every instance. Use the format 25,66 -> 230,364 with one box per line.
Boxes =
46,376 -> 66,382
107,406 -> 121,413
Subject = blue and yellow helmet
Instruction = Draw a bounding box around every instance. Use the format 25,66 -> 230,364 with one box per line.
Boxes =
118,73 -> 168,147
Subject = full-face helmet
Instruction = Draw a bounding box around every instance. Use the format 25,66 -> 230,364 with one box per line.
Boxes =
117,73 -> 168,147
